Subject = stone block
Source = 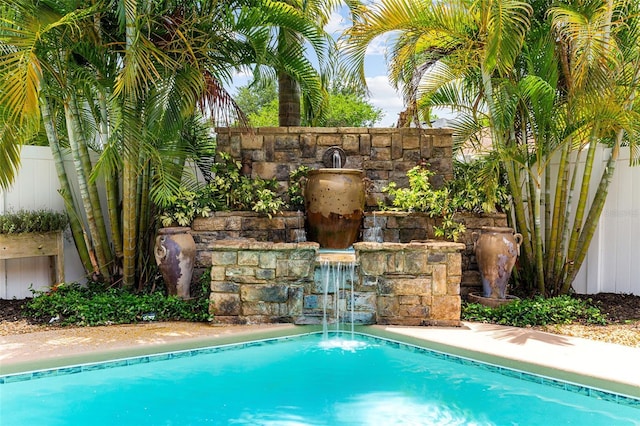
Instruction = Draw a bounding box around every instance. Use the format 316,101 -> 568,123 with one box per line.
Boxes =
430,295 -> 461,321
304,294 -> 321,309
264,135 -> 275,161
210,281 -> 240,293
447,277 -> 461,296
238,251 -> 260,266
403,135 -> 420,149
359,252 -> 387,276
398,295 -> 421,305
420,137 -> 432,159
288,286 -> 304,315
342,135 -> 360,153
252,162 -> 278,179
370,147 -> 391,161
318,134 -> 341,146
241,134 -> 264,149
399,228 -> 428,243
211,266 -> 227,281
288,259 -> 313,278
391,278 -> 431,296
351,312 -> 377,324
210,293 -> 241,316
258,252 -> 277,269
386,251 -> 404,273
432,264 -> 448,295
433,134 -> 453,148
391,134 -> 403,160
377,296 -> 399,317
447,253 -> 462,276
275,135 -> 300,150
372,134 -> 392,147
350,292 -> 377,311
300,134 -> 316,158
363,160 -> 393,171
256,268 -> 276,280
241,284 -> 288,302
404,251 -> 429,274
211,251 -> 237,266
359,134 -> 371,155
398,304 -> 429,318
242,301 -> 270,315
428,252 -> 446,263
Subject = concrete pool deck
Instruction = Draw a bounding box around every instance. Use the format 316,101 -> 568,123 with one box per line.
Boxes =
1,322 -> 639,398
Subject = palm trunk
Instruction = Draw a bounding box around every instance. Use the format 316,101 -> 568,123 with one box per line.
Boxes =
278,71 -> 301,126
277,28 -> 301,126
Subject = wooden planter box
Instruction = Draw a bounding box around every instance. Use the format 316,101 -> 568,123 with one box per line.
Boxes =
0,231 -> 65,285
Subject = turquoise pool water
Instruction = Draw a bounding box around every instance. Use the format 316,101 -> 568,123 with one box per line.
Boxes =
1,333 -> 638,425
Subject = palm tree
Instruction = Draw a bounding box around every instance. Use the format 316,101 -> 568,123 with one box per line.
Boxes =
253,0 -> 363,126
344,0 -> 640,295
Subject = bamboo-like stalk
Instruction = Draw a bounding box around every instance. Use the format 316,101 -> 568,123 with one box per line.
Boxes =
40,95 -> 93,274
565,126 -> 600,275
564,138 -> 620,290
546,142 -> 569,290
64,90 -> 111,281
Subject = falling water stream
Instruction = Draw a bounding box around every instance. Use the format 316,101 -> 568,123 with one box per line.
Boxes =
320,259 -> 357,340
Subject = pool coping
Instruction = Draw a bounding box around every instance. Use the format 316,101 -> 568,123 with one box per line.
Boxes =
1,322 -> 639,400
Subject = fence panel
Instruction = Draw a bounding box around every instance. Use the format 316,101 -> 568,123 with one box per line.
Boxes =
0,146 -> 85,299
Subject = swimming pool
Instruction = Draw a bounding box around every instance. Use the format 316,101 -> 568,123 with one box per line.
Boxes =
1,332 -> 639,425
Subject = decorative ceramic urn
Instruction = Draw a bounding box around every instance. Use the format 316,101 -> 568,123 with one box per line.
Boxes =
154,227 -> 196,299
304,168 -> 365,249
473,226 -> 523,299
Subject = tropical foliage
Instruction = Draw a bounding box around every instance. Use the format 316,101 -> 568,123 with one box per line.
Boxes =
0,0 -> 342,290
345,0 -> 640,296
381,160 -> 508,241
235,80 -> 383,127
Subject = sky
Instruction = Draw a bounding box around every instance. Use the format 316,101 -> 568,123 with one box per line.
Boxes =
225,1 -> 408,128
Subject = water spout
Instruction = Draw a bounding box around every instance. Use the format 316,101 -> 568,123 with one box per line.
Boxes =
332,150 -> 342,168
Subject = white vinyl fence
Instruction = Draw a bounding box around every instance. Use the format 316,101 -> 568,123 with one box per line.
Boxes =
1,145 -> 639,299
0,146 -> 85,299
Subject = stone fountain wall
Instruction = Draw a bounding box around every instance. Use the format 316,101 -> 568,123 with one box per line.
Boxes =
215,127 -> 454,207
206,239 -> 464,326
192,211 -> 506,298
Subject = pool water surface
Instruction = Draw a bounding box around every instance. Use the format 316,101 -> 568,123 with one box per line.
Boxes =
1,332 -> 638,425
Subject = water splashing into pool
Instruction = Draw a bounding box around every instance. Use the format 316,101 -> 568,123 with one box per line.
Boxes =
320,259 -> 365,350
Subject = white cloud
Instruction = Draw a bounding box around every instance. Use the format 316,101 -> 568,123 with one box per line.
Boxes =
366,75 -> 405,127
325,11 -> 348,36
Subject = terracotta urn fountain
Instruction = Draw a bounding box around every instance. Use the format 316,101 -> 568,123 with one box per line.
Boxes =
469,226 -> 523,307
304,147 -> 366,249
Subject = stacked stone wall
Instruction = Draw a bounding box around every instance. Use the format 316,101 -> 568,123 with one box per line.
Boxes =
215,127 -> 454,207
355,241 -> 464,326
362,212 -> 508,297
207,240 -> 464,326
208,240 -> 317,324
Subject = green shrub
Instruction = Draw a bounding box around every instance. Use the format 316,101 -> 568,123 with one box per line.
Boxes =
26,274 -> 211,326
158,152 -> 286,225
461,295 -> 607,327
0,209 -> 68,234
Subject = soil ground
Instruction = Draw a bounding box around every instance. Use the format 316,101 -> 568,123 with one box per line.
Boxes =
1,293 -> 639,346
